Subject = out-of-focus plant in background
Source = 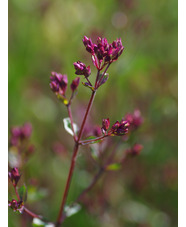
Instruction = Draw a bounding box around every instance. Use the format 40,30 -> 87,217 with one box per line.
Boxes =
8,0 -> 177,226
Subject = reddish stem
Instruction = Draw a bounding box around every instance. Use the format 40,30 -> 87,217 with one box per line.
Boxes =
14,185 -> 21,201
79,134 -> 109,145
96,63 -> 110,88
76,168 -> 104,203
24,207 -> 41,219
94,70 -> 101,88
77,90 -> 96,141
56,90 -> 97,226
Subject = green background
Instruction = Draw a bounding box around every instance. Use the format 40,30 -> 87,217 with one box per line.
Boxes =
8,0 -> 177,226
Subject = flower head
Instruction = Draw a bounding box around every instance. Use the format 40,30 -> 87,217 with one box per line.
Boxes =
10,123 -> 32,146
50,72 -> 68,96
127,144 -> 143,156
8,199 -> 24,213
70,77 -> 80,92
73,61 -> 91,77
125,109 -> 143,130
101,118 -> 110,133
82,36 -> 124,70
110,120 -> 130,136
82,36 -> 94,54
8,168 -> 21,186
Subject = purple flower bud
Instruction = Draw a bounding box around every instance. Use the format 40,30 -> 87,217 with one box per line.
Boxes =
106,38 -> 124,62
70,77 -> 80,92
73,61 -> 91,77
11,127 -> 21,138
10,127 -> 21,146
8,199 -> 24,213
50,72 -> 68,95
127,144 -> 143,156
82,36 -> 94,54
125,109 -> 143,130
10,123 -> 33,146
111,121 -> 120,131
8,168 -> 21,186
60,74 -> 68,94
50,81 -> 59,92
21,123 -> 32,139
110,120 -> 130,136
117,120 -> 130,135
102,118 -> 110,132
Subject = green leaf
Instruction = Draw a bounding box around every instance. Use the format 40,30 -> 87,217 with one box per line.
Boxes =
82,136 -> 102,145
63,117 -> 78,136
32,218 -> 54,227
98,73 -> 109,87
64,203 -> 81,217
18,185 -> 27,202
105,163 -> 121,171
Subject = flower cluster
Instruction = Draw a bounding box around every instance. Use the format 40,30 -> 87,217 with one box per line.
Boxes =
82,36 -> 124,70
8,167 -> 21,187
73,61 -> 91,78
101,118 -> 130,136
50,71 -> 80,104
110,120 -> 130,136
124,109 -> 143,130
8,199 -> 24,213
10,122 -> 32,146
9,122 -> 35,167
50,72 -> 68,95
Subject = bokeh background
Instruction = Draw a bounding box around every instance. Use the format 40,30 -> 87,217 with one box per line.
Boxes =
8,0 -> 178,226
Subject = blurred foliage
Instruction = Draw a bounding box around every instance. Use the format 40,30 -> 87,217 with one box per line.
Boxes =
8,0 -> 177,226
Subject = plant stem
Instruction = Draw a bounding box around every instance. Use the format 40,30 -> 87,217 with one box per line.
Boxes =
96,63 -> 110,88
76,167 -> 104,203
14,185 -> 21,201
56,90 -> 97,226
77,90 -> 96,141
24,207 -> 41,219
79,134 -> 109,145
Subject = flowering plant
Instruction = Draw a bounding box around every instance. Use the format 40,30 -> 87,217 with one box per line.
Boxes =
8,36 -> 143,226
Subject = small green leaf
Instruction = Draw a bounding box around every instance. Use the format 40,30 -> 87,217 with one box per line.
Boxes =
63,117 -> 78,136
18,185 -> 27,202
82,136 -> 102,145
98,73 -> 109,87
105,163 -> 121,171
64,203 -> 81,217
